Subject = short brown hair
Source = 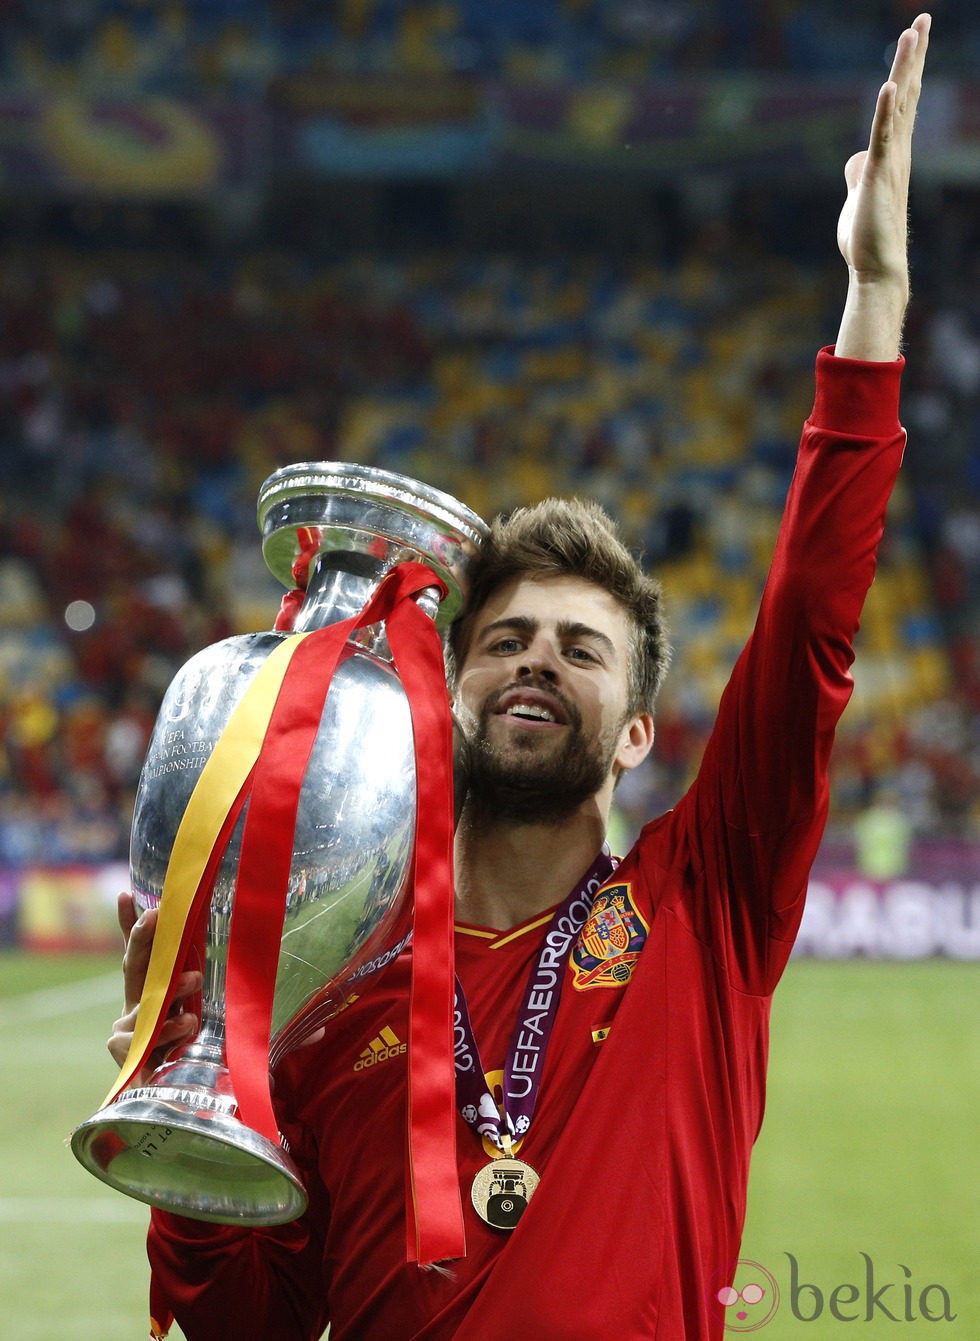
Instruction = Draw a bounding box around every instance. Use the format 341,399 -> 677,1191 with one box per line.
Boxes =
447,497 -> 670,714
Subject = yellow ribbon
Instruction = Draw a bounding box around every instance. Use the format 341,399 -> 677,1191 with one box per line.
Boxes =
104,632 -> 309,1107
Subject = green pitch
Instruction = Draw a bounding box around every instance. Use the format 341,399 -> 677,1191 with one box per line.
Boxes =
741,959 -> 979,1337
0,952 -> 976,1339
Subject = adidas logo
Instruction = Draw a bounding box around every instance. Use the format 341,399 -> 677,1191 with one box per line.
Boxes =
354,1025 -> 407,1071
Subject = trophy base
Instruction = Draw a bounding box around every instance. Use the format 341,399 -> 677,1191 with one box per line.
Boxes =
70,1090 -> 308,1226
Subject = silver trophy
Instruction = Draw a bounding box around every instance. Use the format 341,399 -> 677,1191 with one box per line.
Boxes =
71,463 -> 486,1225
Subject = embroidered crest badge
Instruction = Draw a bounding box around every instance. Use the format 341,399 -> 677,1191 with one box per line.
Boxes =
571,882 -> 649,991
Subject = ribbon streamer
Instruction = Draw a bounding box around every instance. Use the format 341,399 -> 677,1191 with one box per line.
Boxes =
386,579 -> 464,1265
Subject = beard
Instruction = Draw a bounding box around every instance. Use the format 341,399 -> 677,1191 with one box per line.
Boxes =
461,678 -> 624,827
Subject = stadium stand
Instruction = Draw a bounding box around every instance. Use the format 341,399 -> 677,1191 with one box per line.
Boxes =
1,226 -> 976,864
1,0 -> 979,88
0,3 -> 976,874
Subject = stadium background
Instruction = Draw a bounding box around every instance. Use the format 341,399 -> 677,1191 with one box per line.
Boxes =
0,2 -> 976,1337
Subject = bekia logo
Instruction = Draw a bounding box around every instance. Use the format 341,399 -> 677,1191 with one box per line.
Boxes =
710,1255 -> 956,1330
708,1260 -> 779,1333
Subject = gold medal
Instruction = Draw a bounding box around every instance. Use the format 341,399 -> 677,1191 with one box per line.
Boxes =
470,1156 -> 539,1230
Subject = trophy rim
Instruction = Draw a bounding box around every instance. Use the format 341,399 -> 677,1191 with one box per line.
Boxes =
257,461 -> 488,597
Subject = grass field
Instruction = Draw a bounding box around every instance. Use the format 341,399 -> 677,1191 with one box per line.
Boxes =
1,952 -> 977,1339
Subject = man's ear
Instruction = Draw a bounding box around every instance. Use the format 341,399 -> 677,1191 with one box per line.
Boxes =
615,712 -> 654,774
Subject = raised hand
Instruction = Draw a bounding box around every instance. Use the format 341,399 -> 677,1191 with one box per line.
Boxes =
835,13 -> 931,360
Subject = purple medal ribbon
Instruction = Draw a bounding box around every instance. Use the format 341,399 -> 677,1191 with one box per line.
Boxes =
453,850 -> 617,1153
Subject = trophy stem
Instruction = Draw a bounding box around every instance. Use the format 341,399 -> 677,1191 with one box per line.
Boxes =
70,1020 -> 307,1225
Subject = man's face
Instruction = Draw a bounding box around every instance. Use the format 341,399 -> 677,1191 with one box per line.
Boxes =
453,575 -> 645,824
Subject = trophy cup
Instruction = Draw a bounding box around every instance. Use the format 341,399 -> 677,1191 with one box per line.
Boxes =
71,463 -> 486,1226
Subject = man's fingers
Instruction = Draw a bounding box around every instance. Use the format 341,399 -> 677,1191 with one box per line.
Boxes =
112,889 -> 205,1078
108,1006 -> 200,1071
866,81 -> 898,163
156,1009 -> 200,1051
108,1015 -> 137,1069
174,968 -> 205,1000
887,15 -> 929,120
119,953 -> 204,1041
122,906 -> 158,1013
863,16 -> 929,171
121,907 -> 204,1015
864,15 -> 931,177
117,889 -> 139,941
108,965 -> 203,1073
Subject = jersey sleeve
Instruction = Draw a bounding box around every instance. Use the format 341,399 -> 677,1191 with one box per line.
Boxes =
657,348 -> 907,993
146,1107 -> 331,1340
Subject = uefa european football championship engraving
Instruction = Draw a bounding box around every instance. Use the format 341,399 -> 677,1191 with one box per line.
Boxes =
71,463 -> 486,1224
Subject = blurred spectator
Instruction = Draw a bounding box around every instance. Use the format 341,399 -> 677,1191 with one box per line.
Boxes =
853,787 -> 913,881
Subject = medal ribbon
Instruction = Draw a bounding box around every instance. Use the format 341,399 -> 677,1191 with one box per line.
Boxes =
454,852 -> 616,1154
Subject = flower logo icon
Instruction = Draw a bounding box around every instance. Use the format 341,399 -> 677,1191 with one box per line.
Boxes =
708,1259 -> 780,1332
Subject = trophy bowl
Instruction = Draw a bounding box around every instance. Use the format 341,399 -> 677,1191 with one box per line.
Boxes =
71,463 -> 486,1224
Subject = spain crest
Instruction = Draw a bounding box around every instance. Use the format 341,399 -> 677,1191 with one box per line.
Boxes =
571,882 -> 649,991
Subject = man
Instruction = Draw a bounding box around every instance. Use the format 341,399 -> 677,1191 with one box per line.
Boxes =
109,15 -> 931,1338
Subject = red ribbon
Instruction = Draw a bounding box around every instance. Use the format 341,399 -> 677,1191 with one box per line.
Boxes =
386,578 -> 465,1266
274,526 -> 320,632
226,560 -> 465,1265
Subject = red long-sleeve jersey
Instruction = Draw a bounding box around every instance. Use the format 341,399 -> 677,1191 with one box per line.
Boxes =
149,349 -> 906,1339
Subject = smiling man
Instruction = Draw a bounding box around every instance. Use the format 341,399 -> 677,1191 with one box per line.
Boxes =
447,511 -> 662,928
112,15 -> 931,1340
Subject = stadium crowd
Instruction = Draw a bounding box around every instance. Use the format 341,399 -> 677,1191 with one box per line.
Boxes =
0,3 -> 976,870
0,207 -> 977,868
1,0 -> 979,90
